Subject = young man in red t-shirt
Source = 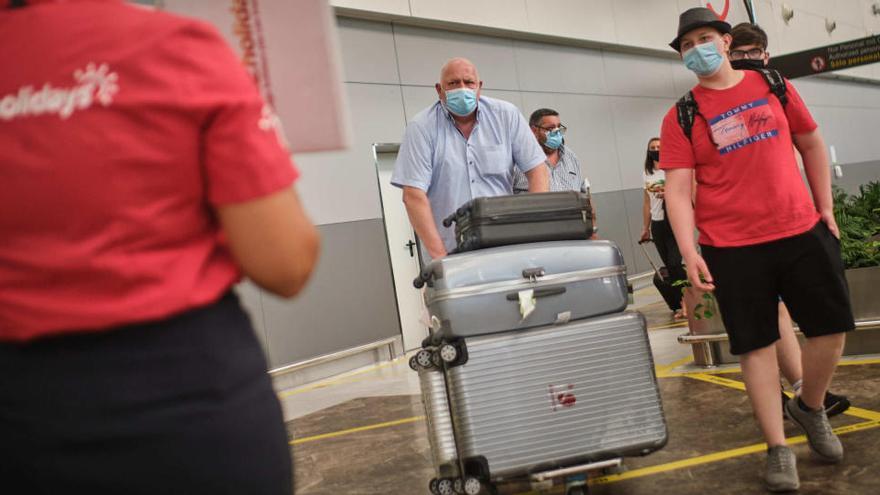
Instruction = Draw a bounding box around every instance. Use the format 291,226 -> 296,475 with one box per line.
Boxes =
660,7 -> 855,492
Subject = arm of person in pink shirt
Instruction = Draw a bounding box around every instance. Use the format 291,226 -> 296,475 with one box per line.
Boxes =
218,187 -> 320,298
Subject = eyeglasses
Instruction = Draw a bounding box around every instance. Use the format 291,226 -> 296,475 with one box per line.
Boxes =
535,123 -> 567,135
729,48 -> 765,60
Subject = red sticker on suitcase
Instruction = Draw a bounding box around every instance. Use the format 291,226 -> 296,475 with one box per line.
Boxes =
548,383 -> 576,411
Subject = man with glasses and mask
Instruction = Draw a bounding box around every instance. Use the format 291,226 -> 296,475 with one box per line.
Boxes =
660,7 -> 854,492
513,108 -> 598,238
392,58 -> 549,261
729,20 -> 851,425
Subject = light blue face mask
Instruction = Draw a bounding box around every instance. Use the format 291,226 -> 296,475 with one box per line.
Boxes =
683,40 -> 724,77
444,88 -> 477,116
543,130 -> 563,150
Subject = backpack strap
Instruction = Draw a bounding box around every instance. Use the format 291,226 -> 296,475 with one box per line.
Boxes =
675,91 -> 699,141
755,68 -> 788,107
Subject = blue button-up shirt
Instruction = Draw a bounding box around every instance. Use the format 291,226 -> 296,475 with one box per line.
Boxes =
391,96 -> 545,258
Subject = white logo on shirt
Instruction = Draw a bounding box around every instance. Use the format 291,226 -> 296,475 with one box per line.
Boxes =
258,103 -> 291,152
0,63 -> 119,121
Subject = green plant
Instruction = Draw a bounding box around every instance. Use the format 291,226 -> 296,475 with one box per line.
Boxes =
833,182 -> 880,269
671,278 -> 717,320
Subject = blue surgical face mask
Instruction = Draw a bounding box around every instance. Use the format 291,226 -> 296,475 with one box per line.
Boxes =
444,88 -> 477,116
683,40 -> 724,77
543,130 -> 563,150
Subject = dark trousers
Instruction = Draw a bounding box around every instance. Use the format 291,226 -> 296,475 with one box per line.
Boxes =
0,292 -> 292,495
651,219 -> 686,311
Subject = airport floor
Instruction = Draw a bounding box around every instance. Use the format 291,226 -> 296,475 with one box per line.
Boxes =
277,287 -> 880,495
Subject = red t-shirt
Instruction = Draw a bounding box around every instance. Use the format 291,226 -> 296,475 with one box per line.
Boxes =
0,0 -> 298,341
659,70 -> 820,247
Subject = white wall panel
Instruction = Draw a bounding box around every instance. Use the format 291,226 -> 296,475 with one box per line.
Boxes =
833,107 -> 880,163
833,0 -> 871,29
670,59 -> 696,95
524,0 -> 617,44
676,0 -> 702,13
337,17 -> 400,84
514,40 -> 607,94
776,10 -> 834,53
409,0 -> 530,32
608,96 -> 677,190
866,0 -> 880,34
331,0 -> 411,16
393,25 -> 520,90
401,85 -> 441,122
753,0 -> 783,56
481,90 -> 526,112
603,51 -> 678,98
296,83 -> 406,225
611,0 -> 681,51
520,92 -> 623,193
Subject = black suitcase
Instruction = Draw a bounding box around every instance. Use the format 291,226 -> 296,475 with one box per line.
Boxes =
443,191 -> 592,253
638,240 -> 683,312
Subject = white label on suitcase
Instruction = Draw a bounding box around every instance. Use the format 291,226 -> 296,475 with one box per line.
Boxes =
554,311 -> 572,324
518,289 -> 536,320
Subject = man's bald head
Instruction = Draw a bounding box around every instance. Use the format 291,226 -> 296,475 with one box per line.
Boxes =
439,58 -> 479,84
436,57 -> 482,108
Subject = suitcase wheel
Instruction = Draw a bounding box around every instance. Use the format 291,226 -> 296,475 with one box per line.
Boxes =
437,477 -> 455,495
415,350 -> 434,369
453,478 -> 463,494
408,355 -> 420,371
429,478 -> 440,495
439,344 -> 458,364
463,476 -> 482,495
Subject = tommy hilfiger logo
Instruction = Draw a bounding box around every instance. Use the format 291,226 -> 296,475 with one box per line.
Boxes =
0,63 -> 119,121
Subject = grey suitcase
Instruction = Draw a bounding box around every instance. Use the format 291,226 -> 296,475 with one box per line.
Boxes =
415,240 -> 628,341
439,312 -> 666,485
417,366 -> 458,477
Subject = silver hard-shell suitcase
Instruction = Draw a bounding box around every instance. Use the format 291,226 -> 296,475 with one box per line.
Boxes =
414,240 -> 628,341
417,366 -> 458,475
439,312 -> 666,484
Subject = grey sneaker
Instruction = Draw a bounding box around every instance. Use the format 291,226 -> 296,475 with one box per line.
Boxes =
784,398 -> 844,463
766,445 -> 799,492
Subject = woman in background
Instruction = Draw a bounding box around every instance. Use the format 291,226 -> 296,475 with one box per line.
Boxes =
641,137 -> 686,319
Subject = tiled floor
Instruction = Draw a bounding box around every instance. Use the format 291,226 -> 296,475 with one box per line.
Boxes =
279,287 -> 880,495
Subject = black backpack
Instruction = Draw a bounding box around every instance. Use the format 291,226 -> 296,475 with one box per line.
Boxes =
675,68 -> 788,140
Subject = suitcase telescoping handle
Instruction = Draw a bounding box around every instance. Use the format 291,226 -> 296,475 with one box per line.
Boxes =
505,286 -> 566,300
637,239 -> 664,278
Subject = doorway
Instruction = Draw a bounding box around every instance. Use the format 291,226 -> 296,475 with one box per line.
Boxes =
373,143 -> 429,351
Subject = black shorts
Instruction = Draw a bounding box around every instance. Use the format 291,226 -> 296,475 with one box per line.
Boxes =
701,221 -> 855,355
0,292 -> 292,495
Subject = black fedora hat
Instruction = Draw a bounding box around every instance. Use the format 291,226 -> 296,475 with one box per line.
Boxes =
670,7 -> 732,52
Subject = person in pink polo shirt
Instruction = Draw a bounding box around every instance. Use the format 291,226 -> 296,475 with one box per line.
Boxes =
0,1 -> 319,493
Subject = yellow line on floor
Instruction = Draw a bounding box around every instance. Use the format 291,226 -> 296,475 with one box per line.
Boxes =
590,419 -> 880,485
686,372 -> 747,391
655,356 -> 695,378
647,321 -> 688,331
277,355 -> 408,398
837,357 -> 880,367
664,355 -> 880,378
685,373 -> 880,422
290,415 -> 424,445
663,366 -> 744,377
